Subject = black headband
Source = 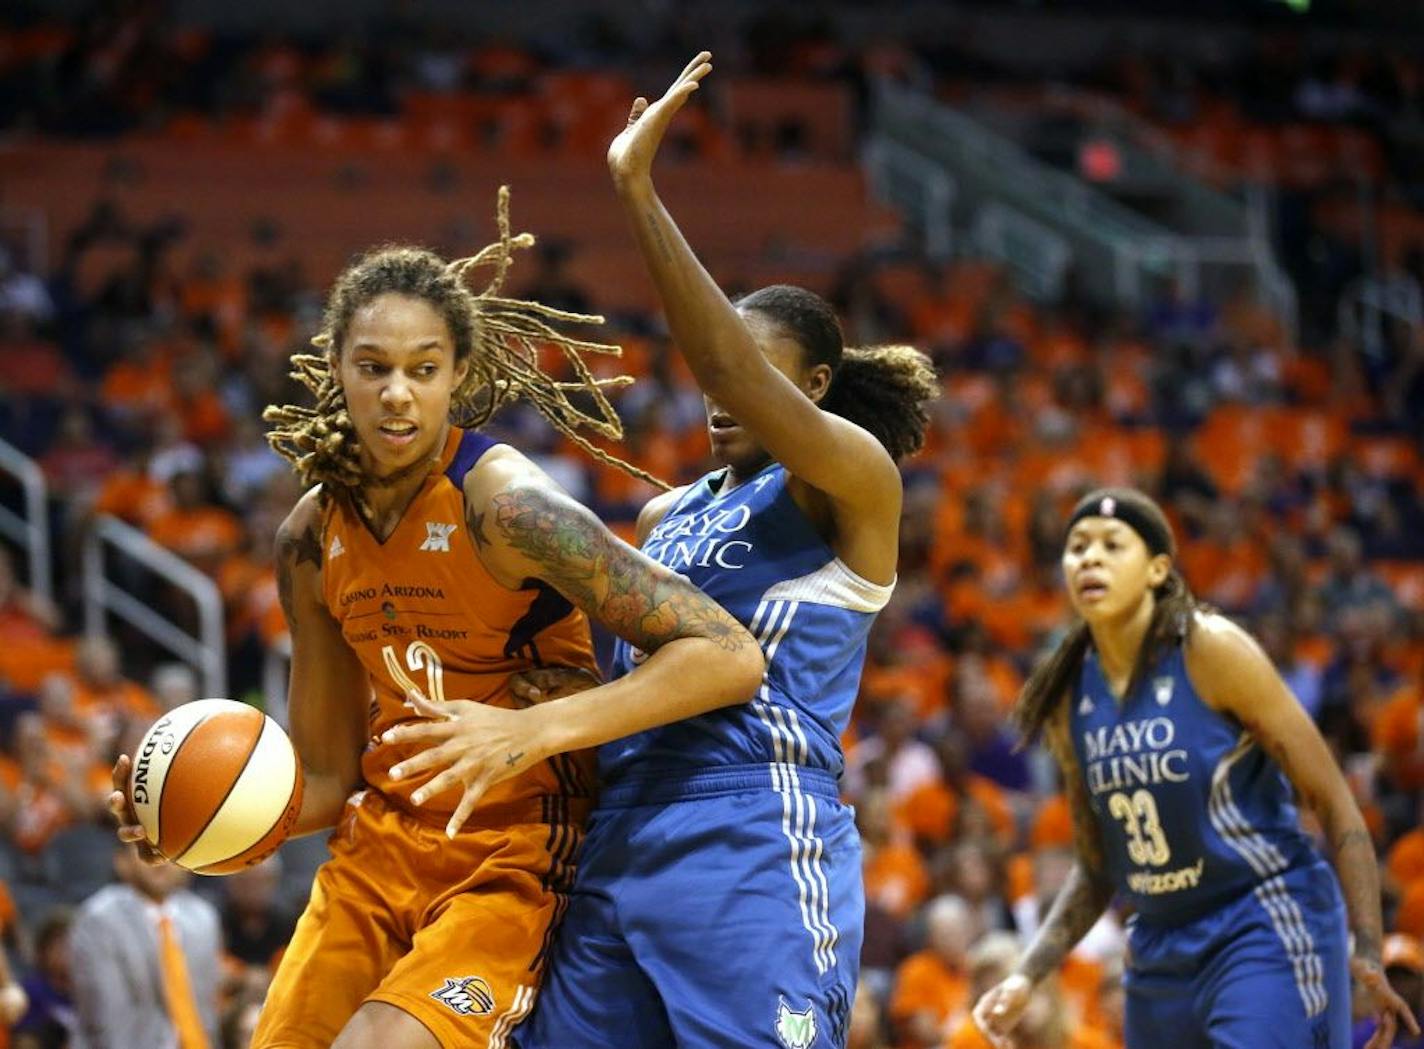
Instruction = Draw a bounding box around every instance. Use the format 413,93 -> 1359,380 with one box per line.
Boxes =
1067,492 -> 1172,556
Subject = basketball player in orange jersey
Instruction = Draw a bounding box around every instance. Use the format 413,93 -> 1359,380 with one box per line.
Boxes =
108,190 -> 765,1049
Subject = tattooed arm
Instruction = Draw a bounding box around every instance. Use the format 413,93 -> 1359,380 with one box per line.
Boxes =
382,450 -> 764,834
1018,704 -> 1115,980
276,490 -> 371,837
469,449 -> 762,718
973,703 -> 1112,1044
1187,613 -> 1418,1047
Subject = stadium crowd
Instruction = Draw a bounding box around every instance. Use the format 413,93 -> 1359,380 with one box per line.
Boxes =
1,3 -> 1424,1048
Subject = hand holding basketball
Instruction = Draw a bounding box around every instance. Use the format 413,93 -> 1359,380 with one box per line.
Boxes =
971,973 -> 1032,1049
608,51 -> 712,186
119,699 -> 304,875
108,753 -> 164,864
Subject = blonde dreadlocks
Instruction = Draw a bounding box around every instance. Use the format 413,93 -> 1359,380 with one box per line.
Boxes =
264,186 -> 668,501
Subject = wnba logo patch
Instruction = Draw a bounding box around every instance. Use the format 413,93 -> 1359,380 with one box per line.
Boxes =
430,975 -> 495,1016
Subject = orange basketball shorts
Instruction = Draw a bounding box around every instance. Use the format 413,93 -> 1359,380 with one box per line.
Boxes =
250,787 -> 585,1048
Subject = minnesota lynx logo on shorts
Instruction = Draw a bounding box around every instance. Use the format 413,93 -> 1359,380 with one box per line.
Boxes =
430,976 -> 495,1016
775,998 -> 817,1049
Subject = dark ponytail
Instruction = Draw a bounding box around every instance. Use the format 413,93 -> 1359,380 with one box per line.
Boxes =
822,345 -> 938,462
1013,490 -> 1207,743
735,284 -> 938,462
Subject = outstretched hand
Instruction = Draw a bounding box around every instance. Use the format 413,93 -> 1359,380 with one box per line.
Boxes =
383,691 -> 548,839
608,51 -> 712,186
1354,955 -> 1422,1049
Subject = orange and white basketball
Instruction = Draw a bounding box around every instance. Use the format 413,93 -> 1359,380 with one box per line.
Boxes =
130,699 -> 304,875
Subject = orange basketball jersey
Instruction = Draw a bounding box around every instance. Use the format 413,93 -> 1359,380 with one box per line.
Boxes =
320,426 -> 597,819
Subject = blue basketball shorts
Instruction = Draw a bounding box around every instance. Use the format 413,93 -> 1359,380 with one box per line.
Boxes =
514,764 -> 863,1049
1124,860 -> 1351,1049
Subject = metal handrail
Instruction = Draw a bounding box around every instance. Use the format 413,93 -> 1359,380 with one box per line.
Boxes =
83,514 -> 226,697
0,438 -> 52,606
871,78 -> 1301,339
865,137 -> 956,260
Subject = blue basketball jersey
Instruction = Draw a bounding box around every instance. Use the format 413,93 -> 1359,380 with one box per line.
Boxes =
1069,644 -> 1320,925
601,461 -> 893,786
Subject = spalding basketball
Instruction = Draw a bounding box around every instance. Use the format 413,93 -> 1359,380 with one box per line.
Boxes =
130,699 -> 303,875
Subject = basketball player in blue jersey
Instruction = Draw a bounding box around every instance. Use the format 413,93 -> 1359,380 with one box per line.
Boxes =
972,487 -> 1418,1049
383,53 -> 938,1048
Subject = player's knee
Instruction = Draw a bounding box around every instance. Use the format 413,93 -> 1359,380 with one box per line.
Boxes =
331,1002 -> 442,1049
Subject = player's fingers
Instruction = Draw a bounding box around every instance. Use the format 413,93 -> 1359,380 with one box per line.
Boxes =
137,843 -> 167,866
111,754 -> 131,792
446,785 -> 484,839
117,824 -> 147,843
973,993 -> 1001,1032
1366,1010 -> 1396,1049
411,765 -> 466,806
678,50 -> 712,82
405,689 -> 461,720
1391,989 -> 1421,1035
627,97 -> 649,126
388,740 -> 459,781
508,676 -> 542,702
684,60 -> 712,87
381,720 -> 454,747
1403,1004 -> 1423,1036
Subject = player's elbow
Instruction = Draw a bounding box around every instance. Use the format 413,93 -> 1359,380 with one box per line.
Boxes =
722,632 -> 767,703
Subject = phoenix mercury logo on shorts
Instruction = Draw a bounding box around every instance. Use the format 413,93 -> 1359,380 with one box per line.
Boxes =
430,976 -> 495,1016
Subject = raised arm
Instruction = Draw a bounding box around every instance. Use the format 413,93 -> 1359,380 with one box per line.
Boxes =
383,448 -> 765,835
273,491 -> 372,837
607,53 -> 900,513
1187,613 -> 1418,1049
973,705 -> 1113,1045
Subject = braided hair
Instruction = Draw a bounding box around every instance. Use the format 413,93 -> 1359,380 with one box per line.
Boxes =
264,187 -> 667,502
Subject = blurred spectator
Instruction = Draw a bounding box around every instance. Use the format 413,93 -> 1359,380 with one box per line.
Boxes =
0,713 -> 101,855
0,247 -> 54,324
848,980 -> 892,1049
68,637 -> 160,747
861,788 -> 931,923
151,664 -> 199,714
1319,527 -> 1398,628
219,856 -> 295,974
846,696 -> 940,802
218,982 -> 265,1049
146,468 -> 242,575
1257,613 -> 1325,720
69,846 -> 221,1049
933,840 -> 1012,936
954,668 -> 1029,793
888,894 -> 974,1047
14,907 -> 75,1049
945,930 -> 1019,1049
